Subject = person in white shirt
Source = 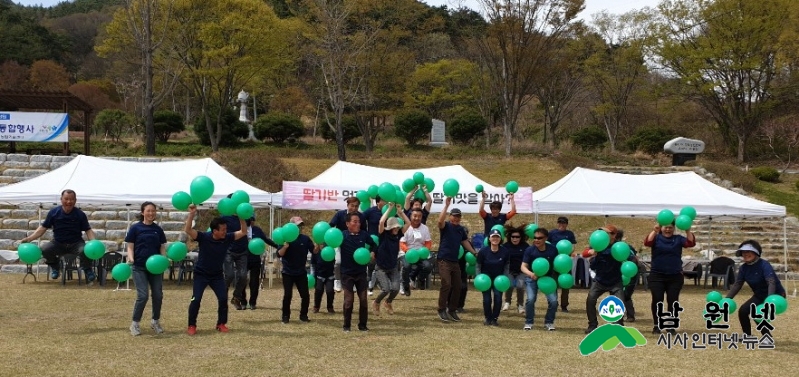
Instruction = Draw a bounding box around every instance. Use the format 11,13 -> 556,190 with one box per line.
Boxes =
399,208 -> 433,296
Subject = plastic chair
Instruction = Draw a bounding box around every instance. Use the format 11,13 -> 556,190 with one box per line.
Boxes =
60,254 -> 84,286
177,260 -> 195,285
98,252 -> 124,286
704,257 -> 735,290
638,262 -> 650,291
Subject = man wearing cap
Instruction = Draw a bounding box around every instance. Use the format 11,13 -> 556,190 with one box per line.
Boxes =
221,193 -> 254,310
548,216 -> 577,313
725,240 -> 786,336
399,208 -> 434,296
478,192 -> 517,236
584,225 -> 625,334
277,216 -> 316,324
329,197 -> 368,292
363,196 -> 387,296
339,212 -> 378,332
521,228 -> 559,331
372,204 -> 411,315
436,197 -> 478,322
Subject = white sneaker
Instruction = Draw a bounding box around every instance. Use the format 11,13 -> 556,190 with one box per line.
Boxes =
518,305 -> 525,314
130,321 -> 141,336
399,288 -> 406,296
367,290 -> 374,296
151,319 -> 164,334
502,302 -> 510,311
545,323 -> 556,331
334,280 -> 342,292
523,323 -> 532,331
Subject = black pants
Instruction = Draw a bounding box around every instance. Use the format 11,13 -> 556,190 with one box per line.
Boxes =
242,259 -> 261,306
224,252 -> 248,302
188,272 -> 228,327
314,275 -> 335,310
648,272 -> 684,327
586,281 -> 624,327
42,240 -> 91,271
457,256 -> 468,309
341,272 -> 368,329
623,274 -> 639,319
282,273 -> 310,321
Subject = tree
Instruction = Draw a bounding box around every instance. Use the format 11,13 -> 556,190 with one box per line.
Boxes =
68,81 -> 118,111
0,61 -> 30,90
253,112 -> 305,143
474,0 -> 585,157
320,115 -> 361,144
29,60 -> 71,91
0,1 -> 69,65
404,58 -> 480,120
394,109 -> 432,146
192,107 -> 249,147
94,109 -> 135,142
653,0 -> 789,162
153,109 -> 184,142
449,111 -> 487,145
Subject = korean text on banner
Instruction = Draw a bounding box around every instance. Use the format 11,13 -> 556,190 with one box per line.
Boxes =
0,112 -> 69,142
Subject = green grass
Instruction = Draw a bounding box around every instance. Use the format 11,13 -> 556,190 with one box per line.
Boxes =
1,273 -> 796,376
756,180 -> 799,216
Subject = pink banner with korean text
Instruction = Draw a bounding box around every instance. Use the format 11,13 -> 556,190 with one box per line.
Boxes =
281,181 -> 533,213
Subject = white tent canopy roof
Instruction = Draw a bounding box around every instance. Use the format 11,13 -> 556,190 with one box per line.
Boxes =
532,167 -> 785,219
0,155 -> 273,208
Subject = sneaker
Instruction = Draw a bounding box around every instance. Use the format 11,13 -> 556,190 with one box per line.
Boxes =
384,302 -> 394,315
545,323 -> 556,331
151,320 -> 164,334
585,325 -> 597,334
501,302 -> 510,311
367,289 -> 374,296
523,323 -> 532,331
85,269 -> 96,283
456,308 -> 465,313
438,310 -> 450,322
249,304 -> 257,310
281,317 -> 289,324
50,269 -> 60,280
372,300 -> 380,316
399,287 -> 406,296
299,317 -> 311,323
484,320 -> 491,326
130,321 -> 141,336
409,281 -> 416,289
518,305 -> 525,314
187,325 -> 197,336
490,320 -> 499,327
358,325 -> 369,332
313,307 -> 320,314
561,308 -> 569,313
447,310 -> 461,322
667,329 -> 677,335
343,326 -> 351,333
626,317 -> 635,322
216,324 -> 229,333
334,280 -> 342,292
327,308 -> 336,314
652,326 -> 662,334
231,297 -> 245,311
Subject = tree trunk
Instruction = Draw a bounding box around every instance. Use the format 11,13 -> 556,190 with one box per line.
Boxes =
143,0 -> 156,156
203,108 -> 218,152
503,117 -> 512,157
335,108 -> 346,161
738,135 -> 746,162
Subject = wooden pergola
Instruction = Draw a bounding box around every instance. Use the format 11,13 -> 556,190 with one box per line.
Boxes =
0,89 -> 95,155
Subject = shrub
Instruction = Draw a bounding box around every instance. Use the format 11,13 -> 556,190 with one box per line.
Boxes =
320,115 -> 361,144
394,109 -> 432,146
750,166 -> 780,183
94,109 -> 135,143
153,110 -> 185,143
702,161 -> 758,193
449,112 -> 486,145
193,107 -> 249,147
254,112 -> 305,143
570,126 -> 607,150
625,127 -> 677,155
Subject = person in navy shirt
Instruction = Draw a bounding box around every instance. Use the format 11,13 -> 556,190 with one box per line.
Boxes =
311,246 -> 337,314
521,228 -> 559,331
644,221 -> 696,334
615,229 -> 640,322
221,197 -> 253,311
183,205 -> 247,335
339,213 -> 378,332
329,197 -> 367,293
548,216 -> 577,312
125,201 -> 167,336
476,229 -> 510,326
404,186 -> 432,224
242,221 -> 279,310
725,240 -> 787,335
478,191 -> 517,235
584,225 -> 627,334
277,216 -> 317,324
502,225 -> 529,314
21,189 -> 97,282
372,204 -> 410,316
362,195 -> 386,296
436,198 -> 478,323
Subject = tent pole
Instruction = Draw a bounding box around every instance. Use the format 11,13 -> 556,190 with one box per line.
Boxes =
116,207 -> 132,291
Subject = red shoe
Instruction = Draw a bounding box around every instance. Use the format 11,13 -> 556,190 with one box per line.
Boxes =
187,326 -> 197,336
216,324 -> 229,333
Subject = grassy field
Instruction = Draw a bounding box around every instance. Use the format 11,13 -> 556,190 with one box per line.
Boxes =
2,273 -> 796,377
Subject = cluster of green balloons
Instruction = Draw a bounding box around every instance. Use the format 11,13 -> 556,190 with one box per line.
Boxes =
405,247 -> 430,264
657,206 -> 697,230
270,222 -> 302,246
531,251 -> 575,291
167,242 -> 188,261
218,190 -> 253,219
309,221 -> 344,262
171,175 -> 216,210
704,290 -> 738,323
473,274 -> 512,292
17,243 -> 43,264
610,242 -> 639,286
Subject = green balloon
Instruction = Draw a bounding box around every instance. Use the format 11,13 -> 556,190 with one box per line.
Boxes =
423,177 -> 435,192
553,254 -> 573,274
525,224 -> 538,239
307,273 -> 316,288
353,247 -> 371,265
367,185 -> 379,198
236,202 -> 254,219
611,242 -> 631,262
171,191 -> 192,211
248,238 -> 266,255
706,290 -> 723,303
397,217 -> 405,227
272,227 -> 285,245
217,198 -> 237,216
442,178 -> 460,197
145,254 -> 170,275
483,237 -> 488,247
405,249 -> 420,264
413,172 -> 425,184
395,189 -> 405,204
231,190 -> 250,205
459,245 -> 464,259
402,178 -> 416,192
111,263 -> 132,282
474,274 -> 491,292
679,206 -> 697,220
475,184 -> 484,193
556,239 -> 572,255
537,276 -> 557,294
371,234 -> 379,246
558,273 -> 574,289
622,275 -> 631,286
417,247 -> 430,260
17,243 -> 42,264
190,175 -> 214,204
465,264 -> 475,276
83,240 -> 105,260
312,222 -> 330,244
321,246 -> 336,262
356,190 -> 370,204
414,189 -> 426,202
765,294 -> 788,315
381,204 -> 397,217
378,183 -> 396,203
532,258 -> 550,276
505,180 -> 519,194
167,242 -> 188,261
589,230 -> 610,251
675,214 -> 693,231
359,201 -> 370,212
721,297 -> 737,314
657,209 -> 675,226
282,223 -> 300,243
621,261 -> 638,278
465,252 -> 476,265
323,228 -> 343,248
493,275 -> 511,292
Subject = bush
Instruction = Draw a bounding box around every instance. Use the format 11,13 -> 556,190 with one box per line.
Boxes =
570,126 -> 608,150
254,112 -> 305,143
750,166 -> 780,183
449,112 -> 486,145
702,161 -> 758,193
394,109 -> 432,146
153,110 -> 185,143
320,115 -> 361,144
193,107 -> 249,147
625,127 -> 677,155
94,109 -> 135,143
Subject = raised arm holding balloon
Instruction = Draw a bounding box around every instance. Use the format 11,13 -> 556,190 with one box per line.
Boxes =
404,186 -> 432,225
435,196 -> 474,322
478,192 -> 517,236
125,201 -> 167,336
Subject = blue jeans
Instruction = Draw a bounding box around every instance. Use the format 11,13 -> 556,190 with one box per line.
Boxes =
525,277 -> 558,325
131,266 -> 163,322
482,287 -> 502,322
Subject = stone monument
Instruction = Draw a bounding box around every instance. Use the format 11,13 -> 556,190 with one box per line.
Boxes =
664,137 -> 705,166
430,119 -> 448,147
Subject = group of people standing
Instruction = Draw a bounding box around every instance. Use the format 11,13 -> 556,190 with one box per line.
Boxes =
19,189 -> 787,337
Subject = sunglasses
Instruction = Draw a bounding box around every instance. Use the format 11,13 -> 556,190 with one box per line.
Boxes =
533,236 -> 546,240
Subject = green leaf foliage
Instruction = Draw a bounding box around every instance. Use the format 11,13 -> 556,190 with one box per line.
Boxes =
254,112 -> 305,143
570,126 -> 608,150
625,127 -> 677,155
394,109 -> 432,146
153,110 -> 185,143
320,116 -> 361,145
750,166 -> 780,183
448,111 -> 486,145
193,107 -> 249,147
